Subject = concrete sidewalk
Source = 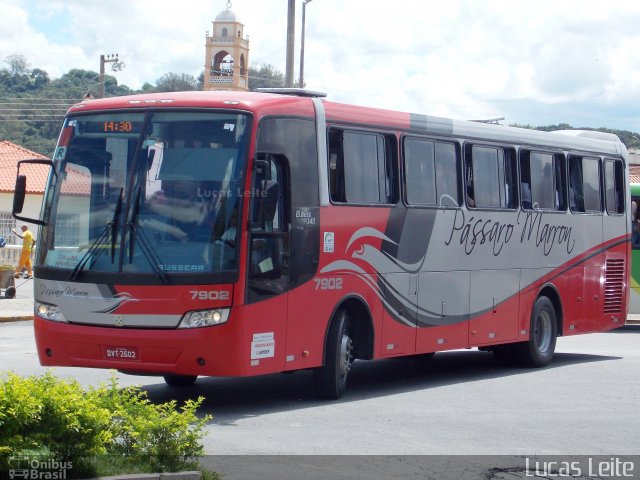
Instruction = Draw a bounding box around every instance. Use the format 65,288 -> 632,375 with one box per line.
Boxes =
0,296 -> 33,322
0,276 -> 34,322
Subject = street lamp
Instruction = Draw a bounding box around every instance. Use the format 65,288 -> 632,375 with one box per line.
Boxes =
299,0 -> 313,88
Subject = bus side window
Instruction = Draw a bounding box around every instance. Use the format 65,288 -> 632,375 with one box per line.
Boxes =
604,158 -> 624,215
519,151 -> 533,210
465,144 -> 516,209
328,128 -> 396,205
520,150 -> 562,211
554,154 -> 567,210
403,137 -> 459,207
570,155 -> 601,213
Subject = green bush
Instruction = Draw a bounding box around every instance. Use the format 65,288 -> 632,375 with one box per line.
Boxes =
0,371 -> 211,478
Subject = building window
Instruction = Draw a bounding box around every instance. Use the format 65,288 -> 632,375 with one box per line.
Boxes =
54,214 -> 80,247
0,212 -> 15,243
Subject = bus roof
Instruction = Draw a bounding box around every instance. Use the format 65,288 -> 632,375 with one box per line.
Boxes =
70,90 -> 627,157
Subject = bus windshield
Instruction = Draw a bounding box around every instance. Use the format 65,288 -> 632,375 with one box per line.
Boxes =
39,110 -> 250,281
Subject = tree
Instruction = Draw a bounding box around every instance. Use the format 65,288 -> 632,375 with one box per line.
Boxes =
30,69 -> 50,89
51,69 -> 102,100
4,54 -> 29,75
248,64 -> 285,91
155,72 -> 198,92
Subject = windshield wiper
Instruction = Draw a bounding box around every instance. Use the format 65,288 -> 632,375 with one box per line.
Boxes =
111,187 -> 123,262
127,187 -> 168,284
128,187 -> 142,262
69,188 -> 124,281
69,225 -> 109,280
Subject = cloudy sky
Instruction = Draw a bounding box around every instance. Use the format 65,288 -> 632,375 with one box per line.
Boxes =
1,0 -> 640,132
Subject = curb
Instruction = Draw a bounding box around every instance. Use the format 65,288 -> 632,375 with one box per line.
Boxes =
94,472 -> 201,480
0,315 -> 33,323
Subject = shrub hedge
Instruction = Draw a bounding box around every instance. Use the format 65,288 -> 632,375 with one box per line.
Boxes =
0,371 -> 211,478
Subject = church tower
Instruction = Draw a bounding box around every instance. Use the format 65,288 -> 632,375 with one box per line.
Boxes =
203,1 -> 250,91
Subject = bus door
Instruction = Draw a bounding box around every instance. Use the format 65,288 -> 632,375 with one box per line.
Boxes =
569,155 -> 606,331
600,158 -> 627,325
246,154 -> 290,367
629,186 -> 640,315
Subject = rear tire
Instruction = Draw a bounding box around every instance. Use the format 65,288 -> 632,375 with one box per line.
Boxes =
314,309 -> 353,400
518,296 -> 557,367
492,296 -> 557,367
163,374 -> 198,387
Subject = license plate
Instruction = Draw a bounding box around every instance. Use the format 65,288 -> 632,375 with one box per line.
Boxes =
103,346 -> 138,361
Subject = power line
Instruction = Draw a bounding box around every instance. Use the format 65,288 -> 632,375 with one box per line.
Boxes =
0,97 -> 81,101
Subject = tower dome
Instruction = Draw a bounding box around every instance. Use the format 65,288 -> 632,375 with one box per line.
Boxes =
215,3 -> 240,23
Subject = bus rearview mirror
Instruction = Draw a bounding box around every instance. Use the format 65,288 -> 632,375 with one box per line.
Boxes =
12,175 -> 26,214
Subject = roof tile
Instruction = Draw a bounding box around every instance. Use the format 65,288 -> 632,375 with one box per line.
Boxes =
0,141 -> 48,193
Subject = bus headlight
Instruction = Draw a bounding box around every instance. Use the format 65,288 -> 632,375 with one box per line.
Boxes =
35,301 -> 67,323
178,309 -> 229,328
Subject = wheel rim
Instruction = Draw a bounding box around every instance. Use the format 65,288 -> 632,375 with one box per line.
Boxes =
533,310 -> 553,353
338,332 -> 353,380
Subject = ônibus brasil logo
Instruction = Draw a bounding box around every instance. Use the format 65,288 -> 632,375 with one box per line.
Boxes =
8,456 -> 72,480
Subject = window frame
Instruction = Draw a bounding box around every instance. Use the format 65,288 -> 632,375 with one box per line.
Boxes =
568,154 -> 602,214
604,157 -> 625,216
327,126 -> 397,206
464,142 -> 518,211
518,149 -> 567,213
402,135 -> 461,209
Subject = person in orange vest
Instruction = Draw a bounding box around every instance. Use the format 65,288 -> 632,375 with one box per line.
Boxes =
12,224 -> 35,279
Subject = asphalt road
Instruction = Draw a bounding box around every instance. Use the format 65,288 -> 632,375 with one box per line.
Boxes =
1,320 -> 639,460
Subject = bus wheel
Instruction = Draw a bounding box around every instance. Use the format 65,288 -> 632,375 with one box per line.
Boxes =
163,374 -> 198,387
313,309 -> 353,400
517,296 -> 557,367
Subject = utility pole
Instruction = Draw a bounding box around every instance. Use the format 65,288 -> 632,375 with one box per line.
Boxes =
299,0 -> 313,88
285,0 -> 295,87
99,54 -> 120,98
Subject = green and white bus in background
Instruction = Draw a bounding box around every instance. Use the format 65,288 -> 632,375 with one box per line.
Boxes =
629,182 -> 640,323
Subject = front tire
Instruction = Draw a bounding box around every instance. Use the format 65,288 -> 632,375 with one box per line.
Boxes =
314,309 -> 353,400
163,374 -> 198,387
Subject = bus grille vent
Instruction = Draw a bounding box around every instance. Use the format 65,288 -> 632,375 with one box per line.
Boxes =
604,259 -> 625,314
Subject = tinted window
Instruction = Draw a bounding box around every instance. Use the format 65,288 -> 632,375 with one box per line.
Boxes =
329,129 -> 395,204
520,151 -> 565,211
605,158 -> 624,215
466,145 -> 516,209
569,156 -> 601,213
404,138 -> 459,207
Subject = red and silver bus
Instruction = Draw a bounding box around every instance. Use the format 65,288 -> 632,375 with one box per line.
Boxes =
13,89 -> 630,399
